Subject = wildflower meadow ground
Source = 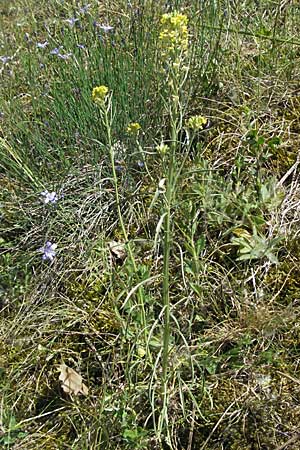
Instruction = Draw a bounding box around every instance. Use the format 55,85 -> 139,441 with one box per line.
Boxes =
1,1 -> 300,449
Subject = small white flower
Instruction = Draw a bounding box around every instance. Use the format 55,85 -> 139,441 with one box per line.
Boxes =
41,190 -> 58,204
255,374 -> 272,389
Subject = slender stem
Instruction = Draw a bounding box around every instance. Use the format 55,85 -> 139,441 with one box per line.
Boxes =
162,129 -> 176,376
102,105 -> 148,355
160,100 -> 178,436
103,108 -> 129,244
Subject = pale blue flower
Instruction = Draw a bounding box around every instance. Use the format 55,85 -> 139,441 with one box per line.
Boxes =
41,190 -> 58,204
65,17 -> 79,26
58,52 -> 72,60
79,4 -> 91,14
99,24 -> 114,33
39,241 -> 57,261
37,41 -> 48,48
0,56 -> 10,64
50,47 -> 62,55
50,47 -> 72,60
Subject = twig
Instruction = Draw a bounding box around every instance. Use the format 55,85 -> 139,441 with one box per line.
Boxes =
275,433 -> 300,450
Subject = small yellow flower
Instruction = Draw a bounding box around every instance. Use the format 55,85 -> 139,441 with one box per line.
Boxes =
156,143 -> 169,155
186,115 -> 208,131
92,85 -> 109,104
159,11 -> 189,59
232,228 -> 252,239
172,58 -> 181,70
161,13 -> 188,28
126,122 -> 141,135
137,346 -> 146,358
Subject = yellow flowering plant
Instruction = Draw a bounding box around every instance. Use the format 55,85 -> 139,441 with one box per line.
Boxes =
156,143 -> 170,155
158,10 -> 189,101
156,11 -> 191,443
91,87 -> 149,363
186,115 -> 208,131
92,85 -> 109,105
126,122 -> 141,135
159,11 -> 189,60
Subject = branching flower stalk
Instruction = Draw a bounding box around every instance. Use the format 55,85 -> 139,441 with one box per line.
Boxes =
157,11 -> 190,440
92,87 -> 148,355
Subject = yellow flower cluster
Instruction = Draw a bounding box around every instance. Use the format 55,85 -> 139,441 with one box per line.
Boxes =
186,115 -> 208,131
126,122 -> 141,135
92,85 -> 109,105
156,143 -> 169,155
159,11 -> 188,57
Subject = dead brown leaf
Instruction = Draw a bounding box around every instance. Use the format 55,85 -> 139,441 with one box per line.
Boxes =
108,241 -> 127,260
58,364 -> 89,396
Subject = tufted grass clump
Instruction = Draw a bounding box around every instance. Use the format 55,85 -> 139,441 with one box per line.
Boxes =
1,1 -> 300,449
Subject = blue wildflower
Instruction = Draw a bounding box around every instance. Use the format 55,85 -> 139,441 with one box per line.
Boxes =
65,17 -> 79,27
79,4 -> 91,14
36,41 -> 48,48
50,47 -> 72,60
40,190 -> 58,204
115,160 -> 126,172
58,52 -> 72,60
50,47 -> 62,55
39,241 -> 57,261
0,56 -> 10,64
99,24 -> 114,33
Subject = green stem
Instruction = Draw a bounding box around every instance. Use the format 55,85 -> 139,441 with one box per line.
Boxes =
102,105 -> 149,356
160,100 -> 178,435
103,108 -> 129,244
